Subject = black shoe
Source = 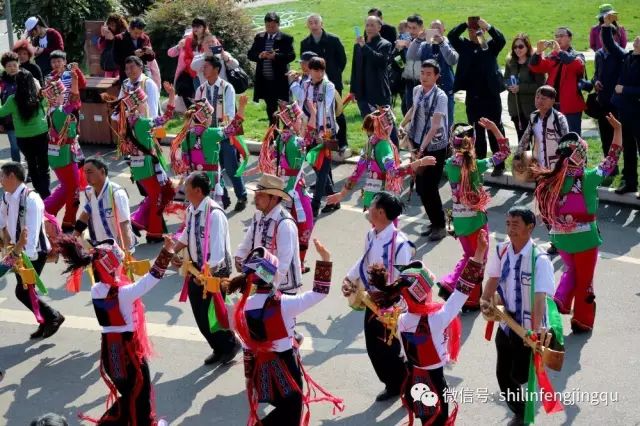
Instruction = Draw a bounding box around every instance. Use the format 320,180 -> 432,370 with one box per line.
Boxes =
301,265 -> 311,274
204,351 -> 219,365
321,202 -> 341,214
42,315 -> 65,339
146,236 -> 164,244
234,199 -> 247,212
219,341 -> 241,365
614,184 -> 637,195
546,244 -> 558,256
222,197 -> 231,210
428,227 -> 446,241
507,417 -> 525,426
420,225 -> 433,237
294,331 -> 305,346
131,223 -> 142,237
375,388 -> 400,402
30,323 -> 46,339
490,168 -> 505,177
312,207 -> 319,219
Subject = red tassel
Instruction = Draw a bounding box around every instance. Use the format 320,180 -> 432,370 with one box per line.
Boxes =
485,321 -> 495,341
178,277 -> 190,303
65,268 -> 83,293
533,350 -> 564,414
78,166 -> 88,190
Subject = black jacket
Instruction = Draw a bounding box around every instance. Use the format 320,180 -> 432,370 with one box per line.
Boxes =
300,30 -> 347,92
381,23 -> 397,44
603,26 -> 640,116
248,31 -> 296,103
113,31 -> 156,81
20,62 -> 44,87
350,35 -> 392,106
448,23 -> 506,97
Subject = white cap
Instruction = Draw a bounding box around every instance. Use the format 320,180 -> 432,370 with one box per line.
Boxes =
25,17 -> 38,32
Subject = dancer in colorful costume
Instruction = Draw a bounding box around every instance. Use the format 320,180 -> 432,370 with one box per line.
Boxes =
438,118 -> 510,311
225,240 -> 344,425
252,100 -> 315,271
532,113 -> 622,333
327,107 -> 433,210
105,81 -> 176,243
0,161 -> 65,339
56,234 -> 175,425
369,230 -> 488,425
169,95 -> 249,208
42,63 -> 85,232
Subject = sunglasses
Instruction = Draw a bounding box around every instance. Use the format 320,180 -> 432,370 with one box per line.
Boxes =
514,44 -> 526,49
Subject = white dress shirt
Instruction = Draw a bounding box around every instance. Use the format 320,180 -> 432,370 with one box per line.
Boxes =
117,74 -> 160,119
190,53 -> 240,85
178,197 -> 231,271
346,223 -> 414,287
92,273 -> 159,333
235,204 -> 302,293
290,76 -> 337,132
398,289 -> 468,369
0,183 -> 50,260
83,179 -> 134,250
194,77 -> 236,126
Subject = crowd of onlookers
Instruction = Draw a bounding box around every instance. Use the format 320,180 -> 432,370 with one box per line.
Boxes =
1,4 -> 639,196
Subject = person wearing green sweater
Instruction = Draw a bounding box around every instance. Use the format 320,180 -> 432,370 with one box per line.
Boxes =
0,69 -> 50,197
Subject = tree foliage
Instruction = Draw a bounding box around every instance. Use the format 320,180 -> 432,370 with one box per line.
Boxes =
145,0 -> 255,83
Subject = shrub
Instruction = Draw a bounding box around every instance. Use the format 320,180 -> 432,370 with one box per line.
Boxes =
10,0 -> 121,63
145,0 -> 255,84
120,0 -> 155,16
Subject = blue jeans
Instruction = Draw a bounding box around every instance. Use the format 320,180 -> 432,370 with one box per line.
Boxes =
565,112 -> 582,136
219,138 -> 247,201
357,98 -> 399,146
6,129 -> 20,162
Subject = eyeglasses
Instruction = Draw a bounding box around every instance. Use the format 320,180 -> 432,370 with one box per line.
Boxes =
514,44 -> 526,49
554,33 -> 568,38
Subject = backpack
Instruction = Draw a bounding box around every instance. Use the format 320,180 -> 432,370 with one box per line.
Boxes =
227,66 -> 250,94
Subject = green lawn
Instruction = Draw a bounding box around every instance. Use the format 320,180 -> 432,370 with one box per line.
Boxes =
167,0 -> 638,156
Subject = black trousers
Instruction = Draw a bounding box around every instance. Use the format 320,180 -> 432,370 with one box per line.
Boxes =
260,81 -> 283,127
364,307 -> 407,392
17,132 -> 51,198
311,158 -> 335,210
99,332 -> 153,426
187,278 -> 236,354
495,327 -> 531,420
466,95 -> 505,171
336,89 -> 348,149
415,148 -> 447,229
261,349 -> 303,426
15,252 -> 59,324
620,112 -> 640,189
511,113 -> 528,142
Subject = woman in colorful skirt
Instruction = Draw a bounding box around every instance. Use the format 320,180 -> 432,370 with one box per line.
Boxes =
369,230 -> 488,425
438,118 -> 510,311
225,240 -> 344,425
532,113 -> 622,333
56,234 -> 175,425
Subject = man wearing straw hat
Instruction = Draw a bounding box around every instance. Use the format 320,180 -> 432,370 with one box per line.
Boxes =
235,174 -> 302,296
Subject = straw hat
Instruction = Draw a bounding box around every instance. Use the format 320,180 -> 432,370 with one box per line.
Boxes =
248,174 -> 292,201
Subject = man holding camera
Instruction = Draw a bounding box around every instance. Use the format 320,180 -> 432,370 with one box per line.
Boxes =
449,17 -> 507,177
248,12 -> 296,126
529,27 -> 586,135
113,17 -> 156,82
395,15 -> 426,115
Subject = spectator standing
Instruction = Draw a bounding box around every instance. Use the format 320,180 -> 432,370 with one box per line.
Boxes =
529,27 -> 586,135
113,17 -> 156,82
602,18 -> 640,195
421,20 -> 458,125
590,3 -> 627,51
449,17 -> 507,176
0,53 -> 24,162
396,14 -> 426,115
13,40 -> 44,87
24,16 -> 64,76
504,33 -> 545,140
300,14 -> 349,150
368,8 -> 397,43
98,14 -> 128,78
593,23 -> 623,171
248,12 -> 296,126
399,60 -> 449,241
0,70 -> 51,197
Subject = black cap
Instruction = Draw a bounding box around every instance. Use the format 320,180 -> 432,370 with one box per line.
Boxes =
300,51 -> 318,62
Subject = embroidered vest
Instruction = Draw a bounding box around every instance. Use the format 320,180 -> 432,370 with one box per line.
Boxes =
245,295 -> 289,342
129,118 -> 156,181
401,315 -> 441,367
183,127 -> 225,185
92,286 -> 127,327
48,108 -> 76,169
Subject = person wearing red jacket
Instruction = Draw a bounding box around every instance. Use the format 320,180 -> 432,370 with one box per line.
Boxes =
529,27 -> 586,135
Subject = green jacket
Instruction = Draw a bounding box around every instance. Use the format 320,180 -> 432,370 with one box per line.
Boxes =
504,57 -> 545,119
0,96 -> 48,138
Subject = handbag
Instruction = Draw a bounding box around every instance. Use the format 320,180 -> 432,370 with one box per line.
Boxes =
100,43 -> 117,72
584,92 -> 603,119
227,66 -> 250,94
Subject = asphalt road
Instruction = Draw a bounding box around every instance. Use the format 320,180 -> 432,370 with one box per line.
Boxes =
0,136 -> 639,425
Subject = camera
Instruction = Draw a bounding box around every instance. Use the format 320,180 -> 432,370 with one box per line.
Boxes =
544,40 -> 554,48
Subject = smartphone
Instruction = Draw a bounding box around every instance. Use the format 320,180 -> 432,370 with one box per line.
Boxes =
210,45 -> 223,55
424,29 -> 440,40
399,32 -> 411,41
467,16 -> 480,30
354,26 -> 361,38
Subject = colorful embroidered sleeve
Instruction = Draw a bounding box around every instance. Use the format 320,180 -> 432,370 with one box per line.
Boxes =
223,114 -> 245,137
152,104 -> 175,127
345,157 -> 368,190
597,143 -> 622,176
456,258 -> 484,295
312,261 -> 332,294
488,137 -> 511,167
